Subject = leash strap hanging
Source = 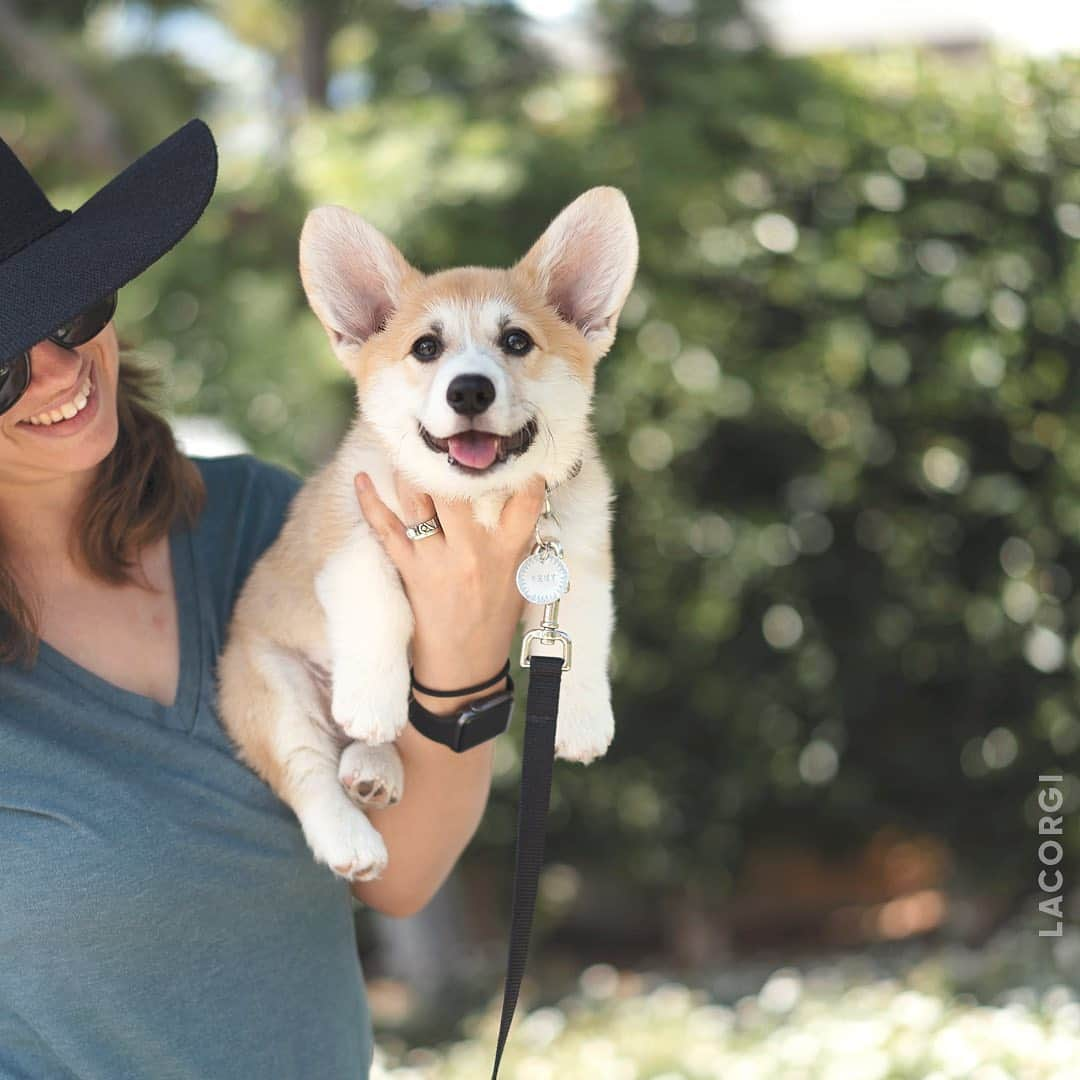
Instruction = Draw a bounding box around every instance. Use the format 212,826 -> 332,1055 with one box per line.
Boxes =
490,653 -> 564,1079
489,474 -> 577,1077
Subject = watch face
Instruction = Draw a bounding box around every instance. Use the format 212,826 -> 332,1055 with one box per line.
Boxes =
461,689 -> 514,717
409,688 -> 514,752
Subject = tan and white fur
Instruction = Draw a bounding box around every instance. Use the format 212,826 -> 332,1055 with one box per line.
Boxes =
216,188 -> 638,883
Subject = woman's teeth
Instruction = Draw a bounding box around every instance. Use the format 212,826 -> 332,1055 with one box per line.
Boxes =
25,373 -> 93,425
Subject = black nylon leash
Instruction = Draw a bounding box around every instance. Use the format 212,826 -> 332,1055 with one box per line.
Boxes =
489,652 -> 565,1078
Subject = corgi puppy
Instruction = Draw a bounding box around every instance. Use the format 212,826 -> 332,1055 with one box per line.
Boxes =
216,188 -> 638,882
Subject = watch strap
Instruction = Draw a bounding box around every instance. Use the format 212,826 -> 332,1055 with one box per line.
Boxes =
407,670 -> 515,753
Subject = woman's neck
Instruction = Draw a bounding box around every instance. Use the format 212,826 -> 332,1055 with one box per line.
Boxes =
0,466 -> 97,581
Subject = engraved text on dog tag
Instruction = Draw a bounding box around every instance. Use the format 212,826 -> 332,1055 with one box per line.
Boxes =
516,549 -> 570,606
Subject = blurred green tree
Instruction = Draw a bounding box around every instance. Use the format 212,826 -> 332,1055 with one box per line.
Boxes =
2,0 -> 1077,951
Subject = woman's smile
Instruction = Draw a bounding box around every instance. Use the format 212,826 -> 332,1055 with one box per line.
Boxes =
16,358 -> 100,437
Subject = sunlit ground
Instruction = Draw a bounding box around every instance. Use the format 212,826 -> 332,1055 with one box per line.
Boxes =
368,914 -> 1080,1078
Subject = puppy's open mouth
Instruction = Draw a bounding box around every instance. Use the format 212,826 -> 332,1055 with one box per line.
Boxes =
419,417 -> 538,473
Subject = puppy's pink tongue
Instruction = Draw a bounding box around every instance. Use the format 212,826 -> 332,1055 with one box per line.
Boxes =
448,431 -> 500,470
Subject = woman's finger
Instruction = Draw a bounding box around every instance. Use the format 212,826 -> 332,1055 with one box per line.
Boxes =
354,473 -> 413,569
393,470 -> 439,537
499,475 -> 548,543
427,490 -> 484,545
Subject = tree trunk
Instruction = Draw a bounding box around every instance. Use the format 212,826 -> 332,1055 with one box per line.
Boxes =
298,5 -> 331,108
0,0 -> 125,170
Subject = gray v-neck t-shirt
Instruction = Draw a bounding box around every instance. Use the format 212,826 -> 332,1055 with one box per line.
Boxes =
0,453 -> 374,1079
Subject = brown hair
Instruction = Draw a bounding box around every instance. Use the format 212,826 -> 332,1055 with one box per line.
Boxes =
0,345 -> 206,668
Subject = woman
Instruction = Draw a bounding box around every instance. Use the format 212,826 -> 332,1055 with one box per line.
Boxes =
0,118 -> 544,1078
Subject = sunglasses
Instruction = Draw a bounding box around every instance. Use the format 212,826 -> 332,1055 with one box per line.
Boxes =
0,291 -> 118,416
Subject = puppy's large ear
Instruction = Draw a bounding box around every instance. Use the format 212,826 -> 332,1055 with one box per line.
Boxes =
513,187 -> 638,357
299,205 -> 419,364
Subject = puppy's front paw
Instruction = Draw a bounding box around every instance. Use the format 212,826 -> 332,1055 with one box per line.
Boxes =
339,740 -> 405,809
300,797 -> 389,882
553,682 -> 614,765
331,662 -> 410,744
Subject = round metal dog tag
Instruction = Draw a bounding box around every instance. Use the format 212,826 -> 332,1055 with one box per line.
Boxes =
516,549 -> 570,605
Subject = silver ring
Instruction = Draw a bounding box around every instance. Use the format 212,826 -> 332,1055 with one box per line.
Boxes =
405,516 -> 442,541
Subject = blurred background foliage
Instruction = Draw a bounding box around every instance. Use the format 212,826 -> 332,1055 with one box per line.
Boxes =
4,0 -> 1079,1049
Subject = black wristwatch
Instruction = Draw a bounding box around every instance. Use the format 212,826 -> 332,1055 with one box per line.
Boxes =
407,670 -> 515,752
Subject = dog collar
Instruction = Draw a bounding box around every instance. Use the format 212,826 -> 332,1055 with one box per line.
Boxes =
551,457 -> 583,489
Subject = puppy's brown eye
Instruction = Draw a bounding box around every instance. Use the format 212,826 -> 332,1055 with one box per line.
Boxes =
503,329 -> 532,355
411,335 -> 442,362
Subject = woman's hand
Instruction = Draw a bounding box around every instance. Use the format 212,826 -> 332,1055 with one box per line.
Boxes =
353,469 -> 547,714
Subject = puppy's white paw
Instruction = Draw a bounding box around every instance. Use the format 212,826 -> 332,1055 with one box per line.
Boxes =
553,682 -> 614,765
339,740 -> 405,809
331,663 -> 409,744
300,796 -> 389,882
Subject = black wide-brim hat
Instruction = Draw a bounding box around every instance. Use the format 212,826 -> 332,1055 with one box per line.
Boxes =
0,118 -> 218,361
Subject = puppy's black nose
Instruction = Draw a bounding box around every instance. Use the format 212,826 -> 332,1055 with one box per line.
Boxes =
446,374 -> 496,416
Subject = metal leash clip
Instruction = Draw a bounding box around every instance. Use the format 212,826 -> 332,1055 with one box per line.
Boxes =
516,482 -> 572,672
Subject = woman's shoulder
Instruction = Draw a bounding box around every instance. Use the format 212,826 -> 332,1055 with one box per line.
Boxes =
188,452 -> 304,507
186,451 -> 304,543
182,453 -> 306,609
